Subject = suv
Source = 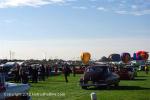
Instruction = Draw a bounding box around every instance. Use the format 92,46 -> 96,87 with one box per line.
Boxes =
80,65 -> 120,89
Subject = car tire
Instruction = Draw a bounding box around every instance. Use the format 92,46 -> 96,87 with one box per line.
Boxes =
131,76 -> 135,80
129,75 -> 134,80
106,85 -> 110,89
114,82 -> 119,87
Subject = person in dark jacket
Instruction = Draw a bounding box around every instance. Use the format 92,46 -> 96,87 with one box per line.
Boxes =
14,64 -> 20,83
41,64 -> 46,81
19,65 -> 28,84
32,66 -> 38,83
63,65 -> 71,83
46,65 -> 50,78
28,65 -> 32,80
54,65 -> 58,75
72,65 -> 76,77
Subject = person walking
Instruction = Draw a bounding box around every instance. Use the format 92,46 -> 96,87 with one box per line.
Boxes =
63,65 -> 71,83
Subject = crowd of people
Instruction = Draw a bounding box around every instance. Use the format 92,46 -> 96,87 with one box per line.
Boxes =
3,62 -> 150,84
12,64 -> 50,84
11,63 -> 72,84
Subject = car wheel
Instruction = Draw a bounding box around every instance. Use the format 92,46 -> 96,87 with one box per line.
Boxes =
106,85 -> 110,89
131,76 -> 135,80
129,75 -> 134,80
114,82 -> 119,87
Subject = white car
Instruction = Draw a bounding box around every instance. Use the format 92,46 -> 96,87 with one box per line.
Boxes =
0,73 -> 31,100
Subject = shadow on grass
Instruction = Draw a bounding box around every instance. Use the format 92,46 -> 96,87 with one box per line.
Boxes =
133,79 -> 147,81
137,76 -> 149,77
120,78 -> 147,81
86,86 -> 150,91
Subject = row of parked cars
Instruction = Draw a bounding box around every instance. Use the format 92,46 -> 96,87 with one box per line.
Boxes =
79,64 -> 137,89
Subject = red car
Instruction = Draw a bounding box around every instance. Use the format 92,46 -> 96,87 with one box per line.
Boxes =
74,66 -> 85,74
116,67 -> 135,80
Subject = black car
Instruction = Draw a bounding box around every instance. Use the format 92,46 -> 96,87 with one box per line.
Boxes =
80,65 -> 120,89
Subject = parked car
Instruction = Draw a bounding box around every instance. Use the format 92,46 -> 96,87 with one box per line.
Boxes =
0,73 -> 31,100
74,66 -> 85,74
79,65 -> 120,89
116,67 -> 135,80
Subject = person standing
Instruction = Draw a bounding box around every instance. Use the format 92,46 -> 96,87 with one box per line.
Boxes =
14,64 -> 20,83
41,64 -> 46,81
46,65 -> 50,78
54,65 -> 58,75
145,65 -> 149,74
72,65 -> 76,77
19,64 -> 28,84
28,65 -> 33,81
32,66 -> 38,83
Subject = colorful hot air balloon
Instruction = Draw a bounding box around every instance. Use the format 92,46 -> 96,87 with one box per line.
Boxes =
81,52 -> 91,64
136,51 -> 149,60
108,54 -> 121,62
133,53 -> 137,60
121,53 -> 131,63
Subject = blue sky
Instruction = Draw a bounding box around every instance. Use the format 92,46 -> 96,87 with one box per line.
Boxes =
0,0 -> 150,60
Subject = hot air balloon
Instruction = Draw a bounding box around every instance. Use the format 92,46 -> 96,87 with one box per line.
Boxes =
108,54 -> 121,62
133,53 -> 137,60
81,52 -> 91,64
136,51 -> 149,60
121,53 -> 131,63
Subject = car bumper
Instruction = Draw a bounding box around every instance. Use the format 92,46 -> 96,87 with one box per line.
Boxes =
80,83 -> 108,87
80,79 -> 119,87
80,80 -> 109,87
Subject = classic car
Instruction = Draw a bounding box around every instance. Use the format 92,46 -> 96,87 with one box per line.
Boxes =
80,65 -> 120,89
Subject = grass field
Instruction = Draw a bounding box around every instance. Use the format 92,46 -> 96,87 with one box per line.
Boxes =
29,71 -> 150,100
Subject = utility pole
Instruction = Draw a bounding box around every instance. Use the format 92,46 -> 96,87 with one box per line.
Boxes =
12,51 -> 15,60
9,50 -> 11,60
44,52 -> 47,60
42,52 -> 47,60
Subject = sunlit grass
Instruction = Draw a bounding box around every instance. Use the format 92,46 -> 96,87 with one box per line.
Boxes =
30,72 -> 150,100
